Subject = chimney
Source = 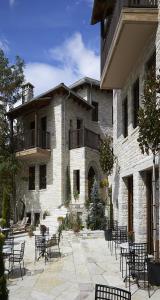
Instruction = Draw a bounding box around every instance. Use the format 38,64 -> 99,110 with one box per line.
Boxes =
22,82 -> 34,103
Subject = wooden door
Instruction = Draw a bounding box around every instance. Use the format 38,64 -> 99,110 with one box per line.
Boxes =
146,171 -> 153,254
128,176 -> 133,232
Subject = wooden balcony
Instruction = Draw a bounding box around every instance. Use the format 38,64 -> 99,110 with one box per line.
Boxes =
101,0 -> 158,89
14,130 -> 51,160
69,128 -> 100,151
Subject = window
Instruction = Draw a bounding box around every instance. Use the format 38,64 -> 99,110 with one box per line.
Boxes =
146,51 -> 156,76
132,78 -> 139,129
39,165 -> 47,189
74,170 -> 80,195
123,97 -> 128,138
92,101 -> 98,122
29,166 -> 35,190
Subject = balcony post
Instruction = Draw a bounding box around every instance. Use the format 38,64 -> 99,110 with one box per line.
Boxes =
35,111 -> 38,147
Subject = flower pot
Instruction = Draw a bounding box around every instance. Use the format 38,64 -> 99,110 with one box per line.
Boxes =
104,228 -> 112,241
148,260 -> 160,286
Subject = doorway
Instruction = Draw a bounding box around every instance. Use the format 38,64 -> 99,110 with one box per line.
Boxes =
88,167 -> 96,199
128,176 -> 133,232
146,170 -> 153,254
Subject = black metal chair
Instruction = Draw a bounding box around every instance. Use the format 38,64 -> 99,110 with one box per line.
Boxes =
125,243 -> 148,291
95,284 -> 131,300
111,226 -> 127,259
46,231 -> 61,259
9,241 -> 25,279
35,235 -> 47,262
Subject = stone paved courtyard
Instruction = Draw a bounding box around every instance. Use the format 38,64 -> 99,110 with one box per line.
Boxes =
7,232 -> 160,300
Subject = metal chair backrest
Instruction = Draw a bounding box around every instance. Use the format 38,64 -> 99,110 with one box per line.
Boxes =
20,241 -> 25,259
129,242 -> 148,268
95,284 -> 131,300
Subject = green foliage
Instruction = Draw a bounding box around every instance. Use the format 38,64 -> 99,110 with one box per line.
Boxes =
0,219 -> 6,228
100,135 -> 115,176
84,198 -> 90,210
0,233 -> 8,300
0,49 -> 24,107
64,166 -> 71,207
2,188 -> 10,228
0,49 -> 24,220
59,212 -> 83,233
137,70 -> 160,155
86,179 -> 106,230
73,190 -> 79,201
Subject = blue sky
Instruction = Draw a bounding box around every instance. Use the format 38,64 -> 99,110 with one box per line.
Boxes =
0,0 -> 100,95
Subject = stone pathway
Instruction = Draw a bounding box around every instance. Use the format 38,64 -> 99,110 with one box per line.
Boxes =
7,232 -> 160,300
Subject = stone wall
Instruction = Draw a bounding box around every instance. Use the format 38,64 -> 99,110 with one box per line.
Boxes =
17,83 -> 113,222
112,27 -> 160,242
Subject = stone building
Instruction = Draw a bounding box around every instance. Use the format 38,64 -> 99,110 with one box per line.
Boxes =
91,0 -> 159,253
7,77 -> 112,225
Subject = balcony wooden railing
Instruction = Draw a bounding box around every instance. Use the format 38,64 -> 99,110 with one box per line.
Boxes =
69,128 -> 100,151
14,129 -> 50,152
101,0 -> 158,73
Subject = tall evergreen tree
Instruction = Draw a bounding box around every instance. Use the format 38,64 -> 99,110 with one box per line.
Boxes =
0,49 -> 24,221
87,179 -> 106,230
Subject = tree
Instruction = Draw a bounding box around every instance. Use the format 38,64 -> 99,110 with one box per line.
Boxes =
0,49 -> 24,221
137,70 -> 160,260
100,135 -> 115,176
64,166 -> 71,208
0,233 -> 8,300
99,135 -> 115,227
87,179 -> 106,230
0,49 -> 24,107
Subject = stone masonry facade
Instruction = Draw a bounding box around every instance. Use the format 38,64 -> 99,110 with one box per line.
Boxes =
112,17 -> 160,244
14,78 -> 113,224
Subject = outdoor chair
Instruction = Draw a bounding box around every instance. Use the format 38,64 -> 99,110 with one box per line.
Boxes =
35,235 -> 47,262
111,226 -> 127,259
9,241 -> 25,279
11,217 -> 29,233
125,243 -> 148,291
46,231 -> 61,259
108,220 -> 118,250
95,284 -> 131,300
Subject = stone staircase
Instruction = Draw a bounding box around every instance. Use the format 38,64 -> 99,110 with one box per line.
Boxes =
36,207 -> 68,236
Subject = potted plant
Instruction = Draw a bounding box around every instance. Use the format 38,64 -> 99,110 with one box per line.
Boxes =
27,225 -> 35,237
57,216 -> 64,225
40,224 -> 47,236
127,231 -> 135,244
138,69 -> 160,286
73,190 -> 79,202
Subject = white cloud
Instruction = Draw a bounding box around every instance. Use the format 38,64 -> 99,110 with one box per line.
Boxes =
0,39 -> 10,53
25,32 -> 100,96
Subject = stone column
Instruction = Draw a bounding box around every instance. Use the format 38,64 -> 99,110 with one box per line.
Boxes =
118,177 -> 128,226
133,171 -> 147,243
